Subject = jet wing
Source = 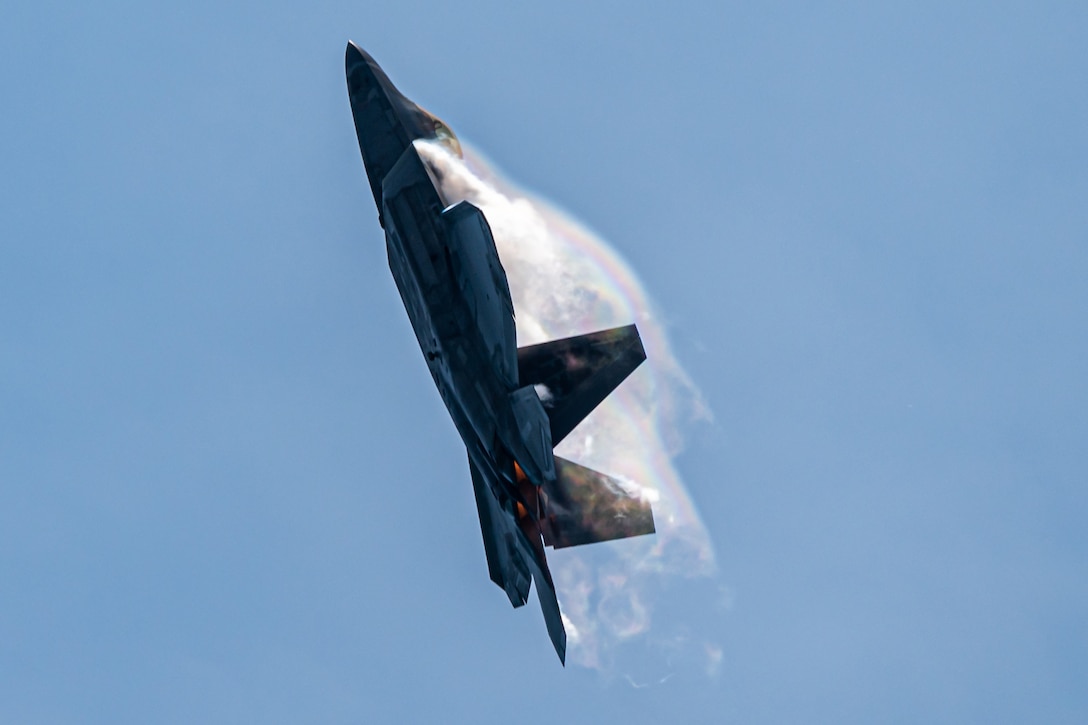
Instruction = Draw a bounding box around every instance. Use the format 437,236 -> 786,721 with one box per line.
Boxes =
517,324 -> 647,445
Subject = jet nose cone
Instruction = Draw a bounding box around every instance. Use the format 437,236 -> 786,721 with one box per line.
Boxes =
344,42 -> 420,127
345,40 -> 374,74
345,41 -> 389,92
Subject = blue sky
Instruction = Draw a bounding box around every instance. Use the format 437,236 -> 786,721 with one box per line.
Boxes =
2,2 -> 1086,722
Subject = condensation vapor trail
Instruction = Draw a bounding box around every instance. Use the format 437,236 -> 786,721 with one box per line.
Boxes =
415,140 -> 716,670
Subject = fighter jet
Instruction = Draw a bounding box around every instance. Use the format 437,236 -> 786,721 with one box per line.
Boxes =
345,42 -> 655,664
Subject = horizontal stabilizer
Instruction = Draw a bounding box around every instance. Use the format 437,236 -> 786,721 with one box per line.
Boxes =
541,456 -> 656,549
517,324 -> 646,445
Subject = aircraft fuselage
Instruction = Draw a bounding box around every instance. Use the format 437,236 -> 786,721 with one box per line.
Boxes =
380,144 -> 523,501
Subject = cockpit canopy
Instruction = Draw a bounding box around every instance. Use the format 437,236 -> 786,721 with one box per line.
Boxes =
424,110 -> 463,158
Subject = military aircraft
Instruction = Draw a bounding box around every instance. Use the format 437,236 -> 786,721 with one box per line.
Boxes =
345,42 -> 655,664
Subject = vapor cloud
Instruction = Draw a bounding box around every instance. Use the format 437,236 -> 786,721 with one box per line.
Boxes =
416,140 -> 716,671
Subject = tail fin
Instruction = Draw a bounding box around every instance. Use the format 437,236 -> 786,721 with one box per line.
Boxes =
531,569 -> 567,665
516,521 -> 568,665
516,324 -> 646,446
469,454 -> 567,663
469,456 -> 530,608
540,456 -> 656,549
